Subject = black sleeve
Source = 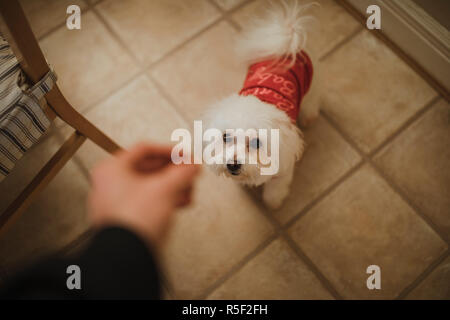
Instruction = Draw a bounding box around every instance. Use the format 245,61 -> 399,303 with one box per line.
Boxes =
0,227 -> 161,299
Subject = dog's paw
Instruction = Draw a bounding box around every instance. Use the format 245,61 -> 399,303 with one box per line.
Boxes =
263,185 -> 289,210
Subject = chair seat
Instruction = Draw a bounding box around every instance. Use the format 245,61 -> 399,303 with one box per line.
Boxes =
0,35 -> 55,182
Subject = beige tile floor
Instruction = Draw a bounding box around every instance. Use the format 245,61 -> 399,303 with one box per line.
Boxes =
0,0 -> 448,299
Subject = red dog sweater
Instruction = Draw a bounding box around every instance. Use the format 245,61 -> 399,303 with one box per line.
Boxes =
239,51 -> 313,123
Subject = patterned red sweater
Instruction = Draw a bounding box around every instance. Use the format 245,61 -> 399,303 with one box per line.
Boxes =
239,51 -> 313,123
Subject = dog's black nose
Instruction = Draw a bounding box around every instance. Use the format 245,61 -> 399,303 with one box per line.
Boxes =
227,162 -> 241,173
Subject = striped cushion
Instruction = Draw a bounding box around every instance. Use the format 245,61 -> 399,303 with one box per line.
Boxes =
0,35 -> 55,182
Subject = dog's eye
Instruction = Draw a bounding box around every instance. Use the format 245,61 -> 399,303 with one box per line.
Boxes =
223,133 -> 232,143
250,138 -> 261,149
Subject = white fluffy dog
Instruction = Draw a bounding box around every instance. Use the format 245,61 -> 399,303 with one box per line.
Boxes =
203,1 -> 321,209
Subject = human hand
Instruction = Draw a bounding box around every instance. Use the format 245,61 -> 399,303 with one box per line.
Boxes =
87,143 -> 200,247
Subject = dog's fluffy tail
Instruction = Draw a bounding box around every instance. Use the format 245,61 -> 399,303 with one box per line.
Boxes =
238,0 -> 318,65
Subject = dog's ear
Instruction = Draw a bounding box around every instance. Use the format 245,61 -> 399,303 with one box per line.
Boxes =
274,117 -> 305,163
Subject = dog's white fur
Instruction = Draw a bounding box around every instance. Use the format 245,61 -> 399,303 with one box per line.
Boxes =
203,0 -> 321,209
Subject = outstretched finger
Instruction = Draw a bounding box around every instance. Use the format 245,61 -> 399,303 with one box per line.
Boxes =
118,143 -> 174,172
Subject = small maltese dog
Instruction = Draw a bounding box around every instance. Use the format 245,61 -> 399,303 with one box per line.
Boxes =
203,0 -> 320,209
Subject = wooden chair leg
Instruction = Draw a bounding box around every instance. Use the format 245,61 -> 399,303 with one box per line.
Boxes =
0,131 -> 86,235
46,86 -> 121,154
0,0 -> 122,155
0,0 -> 49,83
0,0 -> 122,235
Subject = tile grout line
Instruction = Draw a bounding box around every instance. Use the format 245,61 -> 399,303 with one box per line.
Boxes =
66,0 -> 248,179
319,26 -> 363,62
285,94 -> 441,233
37,0 -> 96,42
57,227 -> 95,256
320,106 -> 450,297
206,0 -> 247,32
57,1 -> 151,176
281,235 -> 341,299
284,158 -> 365,230
54,0 -> 230,122
63,69 -> 145,122
337,0 -> 450,101
395,249 -> 449,299
196,233 -> 279,300
146,74 -> 192,124
50,0 -> 152,178
243,188 -> 344,300
63,0 -> 236,125
145,0 -> 255,123
188,142 -> 345,298
367,95 -> 441,157
51,0 -> 253,126
145,16 -> 230,72
206,0 -> 226,14
321,106 -> 449,245
90,5 -> 142,66
366,97 -> 449,244
51,0 -> 144,119
156,265 -> 179,300
71,73 -> 187,178
1,227 -> 95,279
224,16 -> 243,32
146,0 -> 255,72
369,160 -> 450,245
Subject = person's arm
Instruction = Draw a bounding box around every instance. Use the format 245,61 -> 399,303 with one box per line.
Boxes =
0,143 -> 200,299
1,227 -> 160,299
